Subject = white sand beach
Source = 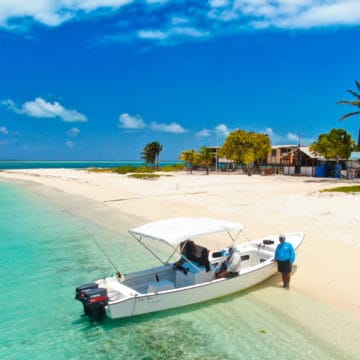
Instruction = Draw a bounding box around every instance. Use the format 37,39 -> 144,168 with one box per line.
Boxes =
1,169 -> 360,355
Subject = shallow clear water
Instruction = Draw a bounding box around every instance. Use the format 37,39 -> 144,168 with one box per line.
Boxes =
0,180 -> 354,359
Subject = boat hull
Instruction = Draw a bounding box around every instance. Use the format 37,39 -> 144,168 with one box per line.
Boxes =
106,261 -> 277,319
77,230 -> 304,320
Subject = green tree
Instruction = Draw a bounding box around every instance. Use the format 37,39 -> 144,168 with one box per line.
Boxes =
309,128 -> 355,160
220,130 -> 271,169
199,146 -> 214,175
179,149 -> 200,173
141,141 -> 163,169
337,80 -> 360,120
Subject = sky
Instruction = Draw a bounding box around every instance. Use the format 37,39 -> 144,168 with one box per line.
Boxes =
0,0 -> 359,161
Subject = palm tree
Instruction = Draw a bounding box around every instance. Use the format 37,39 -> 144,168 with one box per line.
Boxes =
199,146 -> 214,175
337,80 -> 360,120
179,149 -> 200,173
141,141 -> 163,169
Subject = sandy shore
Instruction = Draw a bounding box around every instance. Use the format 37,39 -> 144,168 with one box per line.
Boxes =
1,168 -> 359,317
2,168 -> 360,356
0,169 -> 360,338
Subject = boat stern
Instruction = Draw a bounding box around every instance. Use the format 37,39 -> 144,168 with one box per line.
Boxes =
75,282 -> 108,322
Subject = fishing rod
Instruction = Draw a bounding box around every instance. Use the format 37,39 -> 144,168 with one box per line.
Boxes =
84,227 -> 122,277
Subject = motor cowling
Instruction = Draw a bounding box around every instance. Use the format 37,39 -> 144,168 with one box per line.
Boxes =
75,283 -> 108,322
75,282 -> 99,302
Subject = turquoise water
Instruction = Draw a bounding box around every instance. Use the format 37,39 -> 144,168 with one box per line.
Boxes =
0,161 -> 183,170
0,181 -> 352,359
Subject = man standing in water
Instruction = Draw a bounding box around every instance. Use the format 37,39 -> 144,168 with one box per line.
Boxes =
275,234 -> 295,289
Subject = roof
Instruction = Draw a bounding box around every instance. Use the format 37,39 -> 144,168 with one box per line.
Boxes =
271,145 -> 299,149
298,146 -> 326,160
128,217 -> 244,246
349,152 -> 360,160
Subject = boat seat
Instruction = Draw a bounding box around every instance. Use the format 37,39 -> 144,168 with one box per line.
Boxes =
104,278 -> 140,298
182,261 -> 207,273
148,280 -> 175,293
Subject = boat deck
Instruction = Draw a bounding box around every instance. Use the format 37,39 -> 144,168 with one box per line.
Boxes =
114,247 -> 274,295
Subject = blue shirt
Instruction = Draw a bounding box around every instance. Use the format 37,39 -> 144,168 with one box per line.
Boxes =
275,242 -> 295,263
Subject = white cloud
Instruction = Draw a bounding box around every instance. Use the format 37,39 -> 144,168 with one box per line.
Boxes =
1,99 -> 17,112
262,127 -> 285,144
196,124 -> 231,138
264,127 -> 274,137
68,127 -> 80,137
138,30 -> 168,40
118,113 -> 146,129
118,113 -> 186,133
0,0 -> 132,28
210,0 -> 230,7
2,97 -> 87,122
1,1 -> 360,44
171,27 -> 209,38
287,132 -> 315,145
262,128 -> 314,145
273,1 -> 360,28
286,132 -> 300,142
196,129 -> 212,138
65,140 -> 75,148
215,123 -> 230,137
0,126 -> 8,134
150,121 -> 186,133
146,0 -> 168,4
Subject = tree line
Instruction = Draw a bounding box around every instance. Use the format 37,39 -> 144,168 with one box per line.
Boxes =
141,80 -> 359,172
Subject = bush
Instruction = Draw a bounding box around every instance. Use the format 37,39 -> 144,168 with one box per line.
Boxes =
111,166 -> 154,174
128,173 -> 160,180
159,164 -> 185,172
321,185 -> 360,193
88,167 -> 111,173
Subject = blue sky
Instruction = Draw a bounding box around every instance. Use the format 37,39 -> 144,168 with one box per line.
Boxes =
0,0 -> 359,161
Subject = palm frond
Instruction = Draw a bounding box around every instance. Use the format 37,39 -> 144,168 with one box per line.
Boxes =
355,80 -> 360,91
338,81 -> 360,121
337,100 -> 360,106
346,89 -> 360,100
340,111 -> 360,121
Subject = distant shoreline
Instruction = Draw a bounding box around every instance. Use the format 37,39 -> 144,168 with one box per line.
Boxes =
0,160 -> 184,170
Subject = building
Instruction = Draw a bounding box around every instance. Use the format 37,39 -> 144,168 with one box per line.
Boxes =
267,145 -> 323,176
345,152 -> 360,178
207,146 -> 236,171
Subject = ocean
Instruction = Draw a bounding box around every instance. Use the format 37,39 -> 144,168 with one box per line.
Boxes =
0,180 -> 355,360
0,161 -> 182,170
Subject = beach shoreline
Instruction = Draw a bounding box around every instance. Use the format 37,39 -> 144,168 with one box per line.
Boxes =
0,169 -> 360,352
2,168 -> 360,357
1,169 -> 359,313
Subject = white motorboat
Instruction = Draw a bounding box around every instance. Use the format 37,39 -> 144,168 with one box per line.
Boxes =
75,217 -> 304,321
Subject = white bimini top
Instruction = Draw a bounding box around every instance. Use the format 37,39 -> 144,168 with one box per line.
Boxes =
128,217 -> 243,246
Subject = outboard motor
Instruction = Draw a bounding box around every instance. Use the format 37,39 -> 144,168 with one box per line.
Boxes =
75,283 -> 108,322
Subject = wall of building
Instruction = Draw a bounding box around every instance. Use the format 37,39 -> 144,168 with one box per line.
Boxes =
283,166 -> 315,176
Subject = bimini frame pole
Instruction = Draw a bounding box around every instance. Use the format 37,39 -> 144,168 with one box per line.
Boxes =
224,227 -> 242,244
165,244 -> 182,264
129,233 -> 166,265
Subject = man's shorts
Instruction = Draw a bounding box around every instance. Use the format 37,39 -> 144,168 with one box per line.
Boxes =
277,260 -> 292,273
